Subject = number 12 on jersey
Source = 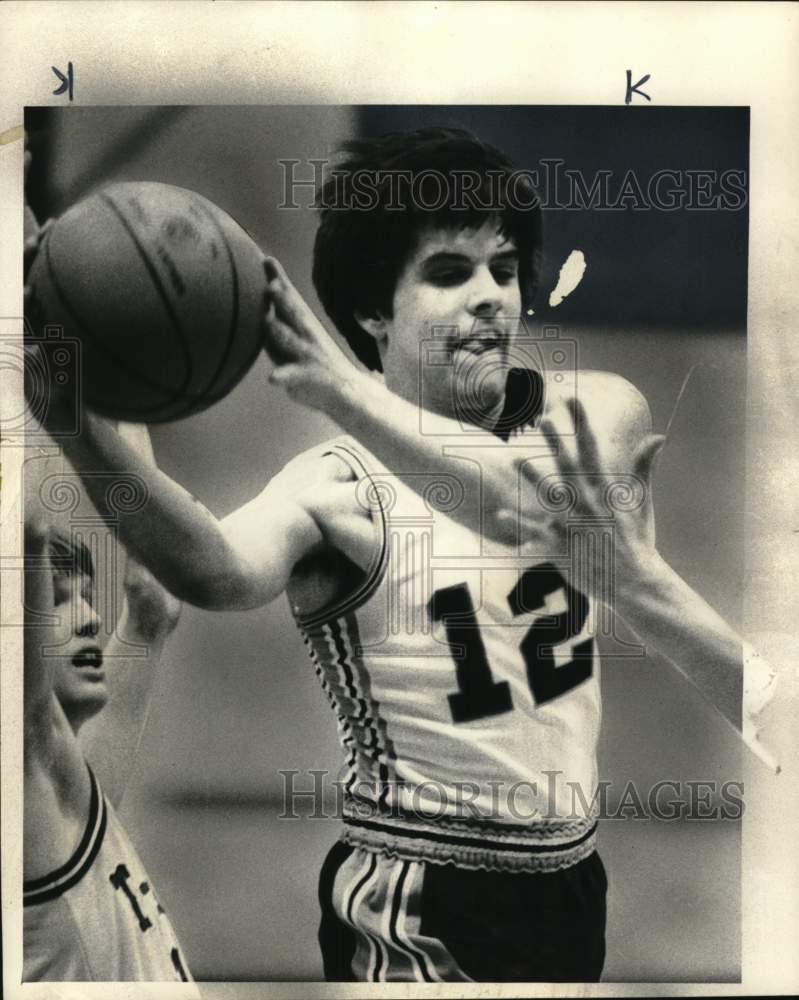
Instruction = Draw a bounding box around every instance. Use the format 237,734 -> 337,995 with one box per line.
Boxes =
429,563 -> 593,723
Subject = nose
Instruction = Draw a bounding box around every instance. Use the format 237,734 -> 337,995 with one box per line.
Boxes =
467,264 -> 503,317
75,597 -> 101,638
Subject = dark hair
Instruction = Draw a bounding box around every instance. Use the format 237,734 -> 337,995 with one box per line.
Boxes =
312,127 -> 543,372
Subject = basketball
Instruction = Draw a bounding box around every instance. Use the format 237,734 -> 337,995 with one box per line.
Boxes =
25,182 -> 267,421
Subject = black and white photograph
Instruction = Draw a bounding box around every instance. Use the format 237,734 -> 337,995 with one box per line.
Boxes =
1,3 -> 797,998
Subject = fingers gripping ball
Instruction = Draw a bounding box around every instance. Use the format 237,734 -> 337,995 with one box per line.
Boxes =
25,182 -> 266,421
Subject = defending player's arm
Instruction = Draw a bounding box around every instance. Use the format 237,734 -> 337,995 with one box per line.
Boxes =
22,501 -> 95,885
77,555 -> 181,806
23,514 -> 58,745
76,423 -> 183,806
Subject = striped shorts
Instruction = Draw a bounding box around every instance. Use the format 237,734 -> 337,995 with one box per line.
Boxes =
318,839 -> 607,982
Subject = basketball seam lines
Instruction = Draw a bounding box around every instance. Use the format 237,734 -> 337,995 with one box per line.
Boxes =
42,232 -> 194,416
99,190 -> 196,409
186,198 -> 244,405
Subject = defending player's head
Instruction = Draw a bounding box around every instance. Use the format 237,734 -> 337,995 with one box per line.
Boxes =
312,128 -> 542,428
47,527 -> 107,730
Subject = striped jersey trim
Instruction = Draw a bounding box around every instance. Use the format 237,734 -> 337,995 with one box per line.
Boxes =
294,439 -> 390,630
344,793 -> 597,841
300,629 -> 360,793
341,820 -> 598,874
302,613 -> 398,798
341,796 -> 598,874
24,766 -> 107,906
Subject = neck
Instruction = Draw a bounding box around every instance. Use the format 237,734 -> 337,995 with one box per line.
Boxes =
66,709 -> 92,735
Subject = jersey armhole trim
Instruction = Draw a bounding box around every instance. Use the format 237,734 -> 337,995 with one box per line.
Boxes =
24,765 -> 108,907
293,440 -> 390,630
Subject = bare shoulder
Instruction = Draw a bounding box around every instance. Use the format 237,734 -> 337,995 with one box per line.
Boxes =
281,441 -> 380,575
546,370 -> 650,427
543,370 -> 653,461
271,438 -> 371,537
580,371 -> 651,434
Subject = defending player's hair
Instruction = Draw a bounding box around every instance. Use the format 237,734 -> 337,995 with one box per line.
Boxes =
48,529 -> 95,582
312,127 -> 543,372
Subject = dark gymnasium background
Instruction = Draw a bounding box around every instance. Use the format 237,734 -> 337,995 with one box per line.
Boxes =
24,105 -> 748,981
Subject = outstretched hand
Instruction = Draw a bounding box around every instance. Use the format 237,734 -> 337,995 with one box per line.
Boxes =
261,256 -> 363,414
496,398 -> 666,601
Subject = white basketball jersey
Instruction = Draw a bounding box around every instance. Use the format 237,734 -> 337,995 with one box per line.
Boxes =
289,436 -> 602,874
24,766 -> 195,984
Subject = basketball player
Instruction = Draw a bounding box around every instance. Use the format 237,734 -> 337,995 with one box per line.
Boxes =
22,160 -> 195,982
22,451 -> 194,983
33,128 -> 775,982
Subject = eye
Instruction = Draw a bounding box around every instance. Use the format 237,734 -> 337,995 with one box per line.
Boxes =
426,266 -> 471,288
491,264 -> 518,286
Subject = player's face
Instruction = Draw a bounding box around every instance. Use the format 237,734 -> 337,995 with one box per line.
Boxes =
382,220 -> 522,428
49,541 -> 107,731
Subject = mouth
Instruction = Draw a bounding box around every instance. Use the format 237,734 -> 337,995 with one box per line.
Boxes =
72,648 -> 104,675
456,332 -> 507,356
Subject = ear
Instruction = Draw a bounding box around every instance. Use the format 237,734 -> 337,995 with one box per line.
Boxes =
355,310 -> 388,344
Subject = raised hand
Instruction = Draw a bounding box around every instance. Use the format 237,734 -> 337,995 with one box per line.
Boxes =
497,397 -> 666,602
262,256 -> 363,413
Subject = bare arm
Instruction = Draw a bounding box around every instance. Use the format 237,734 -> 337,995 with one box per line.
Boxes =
76,423 -> 183,806
22,506 -> 91,880
52,413 -> 285,609
22,152 -> 98,844
23,515 -> 58,744
331,360 -> 745,728
25,221 -> 303,611
343,361 -> 775,763
77,559 -> 182,807
25,372 -> 319,610
614,553 -> 743,722
509,394 -> 778,768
